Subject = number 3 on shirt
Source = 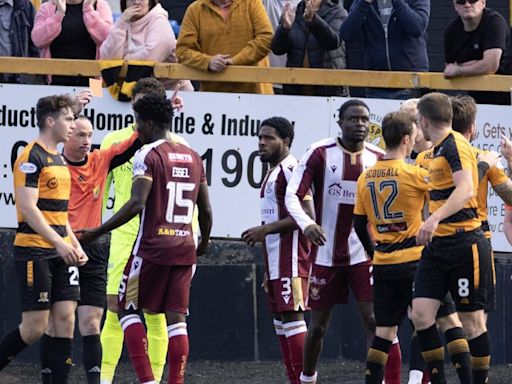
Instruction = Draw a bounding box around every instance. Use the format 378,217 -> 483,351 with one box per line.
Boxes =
166,181 -> 195,224
367,180 -> 404,220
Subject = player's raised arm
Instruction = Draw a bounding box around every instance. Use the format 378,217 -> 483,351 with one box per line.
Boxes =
196,182 -> 212,256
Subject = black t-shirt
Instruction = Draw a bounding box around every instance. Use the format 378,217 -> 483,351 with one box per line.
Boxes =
50,1 -> 96,86
444,8 -> 508,68
444,8 -> 509,105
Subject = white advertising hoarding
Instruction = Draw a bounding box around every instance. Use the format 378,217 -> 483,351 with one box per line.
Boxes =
0,84 -> 510,251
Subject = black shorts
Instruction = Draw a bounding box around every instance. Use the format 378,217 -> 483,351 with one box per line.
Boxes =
413,231 -> 489,312
15,257 -> 81,311
373,262 -> 417,327
79,236 -> 108,308
485,239 -> 496,313
435,293 -> 457,319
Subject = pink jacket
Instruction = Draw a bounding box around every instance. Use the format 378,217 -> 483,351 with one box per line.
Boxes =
100,4 -> 193,91
32,0 -> 113,60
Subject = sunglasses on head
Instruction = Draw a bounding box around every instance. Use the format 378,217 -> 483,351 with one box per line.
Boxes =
455,0 -> 479,4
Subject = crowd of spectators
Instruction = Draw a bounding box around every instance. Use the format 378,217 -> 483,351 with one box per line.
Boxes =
0,0 -> 510,102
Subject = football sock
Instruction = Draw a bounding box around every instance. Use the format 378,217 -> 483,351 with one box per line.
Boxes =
50,337 -> 73,384
365,335 -> 391,384
445,327 -> 472,384
417,324 -> 446,384
409,334 -> 427,372
83,334 -> 102,384
144,312 -> 169,382
100,310 -> 124,383
167,322 -> 189,384
120,314 -> 154,383
39,333 -> 52,384
284,320 -> 307,384
0,327 -> 28,370
299,371 -> 317,383
274,319 -> 295,383
468,332 -> 491,384
384,337 -> 401,384
422,369 -> 430,384
408,369 -> 424,384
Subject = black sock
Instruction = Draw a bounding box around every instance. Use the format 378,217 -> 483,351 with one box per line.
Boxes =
82,335 -> 101,384
0,328 -> 28,370
409,333 -> 426,372
365,336 -> 391,384
39,333 -> 52,384
468,332 -> 491,384
445,327 -> 472,383
50,337 -> 73,384
417,324 -> 447,384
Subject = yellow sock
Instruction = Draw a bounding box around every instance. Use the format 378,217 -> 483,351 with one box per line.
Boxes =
100,310 -> 124,383
145,312 -> 168,382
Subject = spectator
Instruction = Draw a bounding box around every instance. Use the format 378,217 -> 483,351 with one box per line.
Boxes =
340,0 -> 430,100
176,0 -> 274,94
263,0 -> 300,94
444,0 -> 510,105
0,0 -> 40,84
31,0 -> 113,86
100,0 -> 193,91
271,0 -> 348,96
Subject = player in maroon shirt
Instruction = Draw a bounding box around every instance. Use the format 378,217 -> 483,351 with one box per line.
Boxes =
79,94 -> 212,384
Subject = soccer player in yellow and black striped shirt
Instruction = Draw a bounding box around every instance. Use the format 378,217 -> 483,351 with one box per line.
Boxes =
354,111 -> 427,384
411,93 -> 491,384
0,95 -> 88,383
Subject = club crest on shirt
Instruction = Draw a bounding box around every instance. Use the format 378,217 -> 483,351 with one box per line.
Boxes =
309,287 -> 320,301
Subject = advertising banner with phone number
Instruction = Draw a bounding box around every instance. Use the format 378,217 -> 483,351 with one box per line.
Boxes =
0,84 -> 510,251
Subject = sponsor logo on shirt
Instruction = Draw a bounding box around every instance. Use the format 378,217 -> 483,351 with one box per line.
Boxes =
169,153 -> 193,163
157,228 -> 191,237
19,162 -> 37,174
328,182 -> 355,201
47,177 -> 58,189
133,162 -> 147,174
172,167 -> 190,178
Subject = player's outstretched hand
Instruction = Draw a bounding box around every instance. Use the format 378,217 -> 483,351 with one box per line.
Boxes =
416,216 -> 439,245
75,228 -> 99,244
241,226 -> 268,246
56,241 -> 80,265
304,223 -> 327,246
500,135 -> 512,163
196,238 -> 209,256
478,151 -> 499,169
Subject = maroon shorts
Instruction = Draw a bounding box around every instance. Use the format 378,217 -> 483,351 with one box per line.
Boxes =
307,261 -> 373,310
118,255 -> 194,314
266,276 -> 310,313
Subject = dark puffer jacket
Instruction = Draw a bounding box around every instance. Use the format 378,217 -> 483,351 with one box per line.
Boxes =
271,0 -> 348,96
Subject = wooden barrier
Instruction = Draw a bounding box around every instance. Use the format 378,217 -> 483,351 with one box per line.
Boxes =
1,57 -> 512,92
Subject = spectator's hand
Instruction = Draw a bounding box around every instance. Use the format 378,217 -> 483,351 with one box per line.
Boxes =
281,1 -> 295,29
444,63 -> 462,79
208,54 -> 231,73
500,135 -> 512,162
304,0 -> 320,22
304,223 -> 327,246
170,84 -> 184,112
120,5 -> 142,23
75,89 -> 93,114
53,0 -> 66,15
83,0 -> 97,9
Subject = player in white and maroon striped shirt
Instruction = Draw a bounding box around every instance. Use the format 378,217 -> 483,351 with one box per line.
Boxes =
286,100 -> 400,384
242,117 -> 313,384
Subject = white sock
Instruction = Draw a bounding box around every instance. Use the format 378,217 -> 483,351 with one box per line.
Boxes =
300,371 -> 318,383
408,369 -> 424,384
